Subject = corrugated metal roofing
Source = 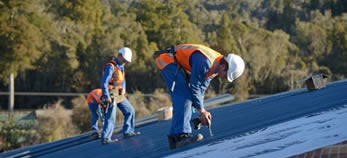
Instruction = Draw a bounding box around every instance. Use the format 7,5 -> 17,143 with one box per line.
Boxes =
166,103 -> 347,158
2,79 -> 347,158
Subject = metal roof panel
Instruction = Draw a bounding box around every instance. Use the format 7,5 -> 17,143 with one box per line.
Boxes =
2,80 -> 347,158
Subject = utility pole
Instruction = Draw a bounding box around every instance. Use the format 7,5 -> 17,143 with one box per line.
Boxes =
8,73 -> 14,119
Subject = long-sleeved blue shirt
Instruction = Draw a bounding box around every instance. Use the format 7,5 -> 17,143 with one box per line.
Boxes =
101,58 -> 126,99
189,52 -> 216,109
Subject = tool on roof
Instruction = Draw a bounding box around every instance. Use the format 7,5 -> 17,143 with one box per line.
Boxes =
192,118 -> 214,137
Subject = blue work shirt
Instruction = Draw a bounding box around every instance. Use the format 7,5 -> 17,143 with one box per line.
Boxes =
189,52 -> 216,109
101,58 -> 126,99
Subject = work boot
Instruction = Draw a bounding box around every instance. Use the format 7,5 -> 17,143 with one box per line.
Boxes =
123,131 -> 141,138
168,135 -> 176,149
91,131 -> 100,139
101,138 -> 118,145
172,133 -> 204,149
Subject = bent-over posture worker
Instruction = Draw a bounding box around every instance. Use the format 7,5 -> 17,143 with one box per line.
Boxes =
87,88 -> 104,138
100,47 -> 140,145
87,87 -> 116,138
155,44 -> 245,149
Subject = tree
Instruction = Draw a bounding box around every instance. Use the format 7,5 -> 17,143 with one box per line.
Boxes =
293,20 -> 331,61
214,13 -> 236,54
133,0 -> 169,45
266,0 -> 297,34
0,0 -> 44,84
327,16 -> 347,76
134,0 -> 203,49
242,27 -> 298,93
207,13 -> 249,96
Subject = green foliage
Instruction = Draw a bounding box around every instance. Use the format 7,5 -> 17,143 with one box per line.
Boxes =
304,0 -> 347,17
0,100 -> 81,152
134,0 -> 203,49
294,20 -> 330,59
0,0 -> 44,84
147,89 -> 171,112
232,69 -> 249,101
127,90 -> 150,118
0,0 -> 347,109
71,96 -> 91,133
36,100 -> 77,142
327,15 -> 347,76
0,120 -> 38,152
214,13 -> 237,54
241,27 -> 298,93
133,0 -> 167,42
266,0 -> 297,33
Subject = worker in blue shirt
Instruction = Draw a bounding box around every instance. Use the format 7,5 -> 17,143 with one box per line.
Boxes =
155,44 -> 245,149
100,47 -> 140,145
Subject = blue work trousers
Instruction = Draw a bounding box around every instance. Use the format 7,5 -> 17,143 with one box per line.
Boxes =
88,102 -> 102,131
117,99 -> 136,134
160,63 -> 193,135
101,99 -> 136,141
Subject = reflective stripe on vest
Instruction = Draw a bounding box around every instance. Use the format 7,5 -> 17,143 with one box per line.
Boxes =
155,53 -> 175,70
175,44 -> 218,63
174,44 -> 223,79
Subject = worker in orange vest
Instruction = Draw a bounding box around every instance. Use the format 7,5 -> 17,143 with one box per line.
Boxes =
87,88 -> 104,138
155,44 -> 245,149
100,47 -> 140,145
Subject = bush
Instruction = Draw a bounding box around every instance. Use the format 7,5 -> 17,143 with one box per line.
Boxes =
127,90 -> 151,119
71,96 -> 91,133
36,100 -> 78,143
0,100 -> 84,152
147,88 -> 171,112
0,120 -> 38,152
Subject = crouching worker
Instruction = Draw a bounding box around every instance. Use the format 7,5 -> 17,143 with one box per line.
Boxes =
87,88 -> 113,139
155,44 -> 245,149
87,88 -> 105,138
100,47 -> 141,145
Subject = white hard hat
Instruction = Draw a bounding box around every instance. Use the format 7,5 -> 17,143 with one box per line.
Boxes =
119,47 -> 132,62
225,54 -> 245,82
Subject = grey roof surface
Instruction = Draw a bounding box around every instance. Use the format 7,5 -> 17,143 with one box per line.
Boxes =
2,80 -> 347,158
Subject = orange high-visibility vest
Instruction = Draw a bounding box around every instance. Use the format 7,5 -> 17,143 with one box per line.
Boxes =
156,44 -> 223,80
103,60 -> 124,90
87,89 -> 102,104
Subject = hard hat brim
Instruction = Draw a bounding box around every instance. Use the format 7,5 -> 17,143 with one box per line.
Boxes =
124,57 -> 131,63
